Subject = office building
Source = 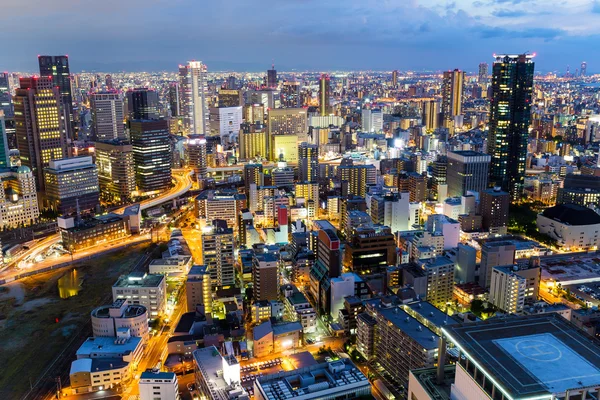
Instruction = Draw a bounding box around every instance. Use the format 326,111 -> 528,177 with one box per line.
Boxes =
0,72 -> 12,117
38,55 -> 73,139
480,187 -> 510,234
446,151 -> 490,198
196,190 -> 246,228
298,142 -> 318,182
434,314 -> 600,400
244,103 -> 265,124
392,70 -> 399,88
319,74 -> 331,116
267,64 -> 277,88
189,61 -> 209,135
126,88 -> 159,121
246,89 -> 281,109
139,371 -> 180,400
267,107 -> 308,136
0,166 -> 39,229
95,140 -> 135,201
201,220 -> 235,288
186,134 -> 207,178
58,212 -> 134,252
185,265 -> 212,314
130,119 -> 172,194
537,203 -> 600,250
338,164 -> 377,197
44,156 -> 99,215
254,359 -> 370,400
309,228 -> 342,313
0,116 -> 10,168
91,299 -> 149,342
209,106 -> 242,138
361,108 -> 383,133
281,81 -> 301,108
344,225 -> 396,275
253,252 -> 279,301
369,192 -> 411,233
442,69 -> 465,129
168,82 -> 180,117
478,62 -> 488,85
244,163 -> 263,200
239,122 -> 267,160
487,54 -> 535,199
14,76 -> 69,190
408,172 -> 428,202
431,156 -> 447,200
193,346 -> 247,400
112,272 -> 167,317
489,264 -> 540,314
480,239 -> 516,288
90,92 -> 125,141
422,100 -> 440,131
218,89 -> 242,107
420,256 -> 455,308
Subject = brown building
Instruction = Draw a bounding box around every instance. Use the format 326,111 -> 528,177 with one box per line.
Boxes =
253,252 -> 279,301
408,172 -> 427,202
344,225 -> 397,275
480,187 -> 510,234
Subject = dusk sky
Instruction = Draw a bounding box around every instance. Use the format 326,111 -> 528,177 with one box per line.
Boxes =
2,0 -> 599,73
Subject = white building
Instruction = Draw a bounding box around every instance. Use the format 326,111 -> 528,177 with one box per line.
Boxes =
537,204 -> 600,250
0,166 -> 39,229
112,272 -> 167,318
361,108 -> 383,133
139,370 -> 180,400
193,346 -> 248,400
91,299 -> 149,342
209,106 -> 242,141
426,214 -> 460,250
489,264 -> 540,314
329,273 -> 364,321
149,256 -> 193,276
188,61 -> 209,135
90,92 -> 125,141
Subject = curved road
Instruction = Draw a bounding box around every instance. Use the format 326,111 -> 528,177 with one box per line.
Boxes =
1,169 -> 193,281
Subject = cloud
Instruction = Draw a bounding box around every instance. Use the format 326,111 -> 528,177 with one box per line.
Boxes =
593,1 -> 600,13
477,26 -> 564,40
492,8 -> 529,17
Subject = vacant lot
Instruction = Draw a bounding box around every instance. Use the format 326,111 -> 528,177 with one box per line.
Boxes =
0,242 -> 151,398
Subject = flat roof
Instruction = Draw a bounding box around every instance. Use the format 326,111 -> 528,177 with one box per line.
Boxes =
76,336 -> 142,357
140,371 -> 176,381
442,314 -> 600,399
404,301 -> 458,330
113,273 -> 164,288
378,307 -> 439,350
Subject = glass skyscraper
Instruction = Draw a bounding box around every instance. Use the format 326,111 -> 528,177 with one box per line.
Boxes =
38,55 -> 73,139
487,53 -> 535,200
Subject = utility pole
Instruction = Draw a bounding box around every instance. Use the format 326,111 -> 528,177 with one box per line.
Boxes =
55,376 -> 62,399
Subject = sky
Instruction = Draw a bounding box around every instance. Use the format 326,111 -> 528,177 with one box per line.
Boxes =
1,0 -> 599,73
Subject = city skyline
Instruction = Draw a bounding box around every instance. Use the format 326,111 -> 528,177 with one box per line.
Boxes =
1,0 -> 599,72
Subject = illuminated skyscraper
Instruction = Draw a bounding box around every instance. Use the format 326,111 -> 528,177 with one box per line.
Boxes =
38,55 -> 73,140
0,72 -> 12,117
281,81 -> 301,108
179,61 -> 209,135
421,100 -> 440,131
267,108 -> 308,159
392,70 -> 398,88
581,61 -> 587,77
267,64 -> 277,88
95,140 -> 135,201
90,92 -> 125,141
478,63 -> 489,85
168,82 -> 180,117
186,134 -> 207,178
126,88 -> 159,120
487,53 -> 535,199
442,69 -> 465,130
298,142 -> 318,182
13,77 -> 69,190
319,74 -> 331,116
202,220 -> 235,288
130,119 -> 172,194
218,89 -> 242,107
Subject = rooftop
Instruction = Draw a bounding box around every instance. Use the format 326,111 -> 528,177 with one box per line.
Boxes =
404,301 -> 458,331
443,314 -> 600,398
541,203 -> 600,226
410,365 -> 456,400
378,307 -> 440,350
76,336 -> 142,357
193,346 -> 247,400
113,273 -> 164,288
140,370 -> 177,381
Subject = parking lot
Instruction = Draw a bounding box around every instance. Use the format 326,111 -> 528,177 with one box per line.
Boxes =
565,283 -> 600,307
240,358 -> 283,396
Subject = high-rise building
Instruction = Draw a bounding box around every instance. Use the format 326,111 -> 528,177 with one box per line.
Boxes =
168,82 -> 180,117
244,164 -> 263,199
392,70 -> 398,88
480,239 -> 516,288
44,156 -> 99,215
0,116 -> 10,168
281,81 -> 301,108
442,69 -> 465,129
189,61 -> 209,135
581,61 -> 587,77
253,252 -> 279,301
139,370 -> 180,400
318,74 -> 331,116
267,108 -> 308,158
487,53 -> 535,199
446,151 -> 490,198
14,77 -> 69,190
186,134 -> 207,178
361,108 -> 383,133
95,140 -> 136,201
126,88 -> 159,120
178,64 -> 192,130
338,165 -> 377,197
267,64 -> 277,88
0,166 -> 39,229
130,120 -> 172,194
298,142 -> 318,182
239,122 -> 267,160
0,72 -> 12,117
218,89 -> 242,107
104,74 -> 113,89
480,187 -> 510,235
209,106 -> 242,139
244,103 -> 265,124
38,55 -> 73,139
226,75 -> 236,90
408,172 -> 428,202
489,263 -> 540,313
201,220 -> 235,288
90,92 -> 125,141
185,265 -> 212,313
421,100 -> 440,131
478,62 -> 488,85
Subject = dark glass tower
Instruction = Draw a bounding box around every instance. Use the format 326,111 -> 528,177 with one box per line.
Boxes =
126,88 -> 159,120
130,120 -> 172,193
319,74 -> 331,116
0,72 -> 12,117
38,55 -> 73,139
487,53 -> 535,200
267,64 -> 277,88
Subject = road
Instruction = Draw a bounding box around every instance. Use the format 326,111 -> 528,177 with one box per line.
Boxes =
1,169 -> 193,284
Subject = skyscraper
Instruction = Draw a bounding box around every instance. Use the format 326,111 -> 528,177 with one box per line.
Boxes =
281,81 -> 301,108
179,61 -> 209,135
361,108 -> 383,133
95,140 -> 136,201
38,55 -> 73,140
130,119 -> 172,194
105,74 -> 113,89
267,64 -> 277,88
13,77 -> 69,190
487,53 -> 535,199
446,151 -> 490,198
126,88 -> 159,120
581,61 -> 587,77
186,134 -> 207,178
0,116 -> 10,168
442,69 -> 465,130
168,82 -> 180,117
298,142 -> 318,182
392,70 -> 398,88
478,62 -> 489,85
480,187 -> 510,235
90,92 -> 125,141
202,220 -> 235,288
421,100 -> 440,131
319,74 -> 331,116
0,72 -> 12,117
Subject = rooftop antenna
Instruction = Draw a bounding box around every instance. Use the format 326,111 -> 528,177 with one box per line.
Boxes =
272,59 -> 275,70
